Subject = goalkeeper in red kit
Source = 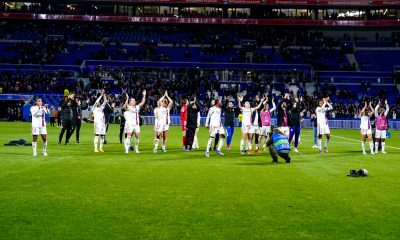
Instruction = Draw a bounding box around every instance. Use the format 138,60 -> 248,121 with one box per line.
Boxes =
180,99 -> 189,150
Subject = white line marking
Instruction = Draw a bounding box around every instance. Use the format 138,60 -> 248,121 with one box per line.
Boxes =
332,135 -> 400,150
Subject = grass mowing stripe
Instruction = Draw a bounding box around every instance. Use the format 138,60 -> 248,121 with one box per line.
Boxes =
0,122 -> 399,239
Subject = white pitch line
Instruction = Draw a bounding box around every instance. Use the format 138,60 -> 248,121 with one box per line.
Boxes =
332,135 -> 400,150
301,131 -> 400,150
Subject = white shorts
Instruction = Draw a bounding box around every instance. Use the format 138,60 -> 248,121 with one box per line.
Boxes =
361,128 -> 372,135
242,125 -> 253,134
261,126 -> 272,136
157,124 -> 170,132
317,124 -> 330,135
375,129 -> 387,139
209,126 -> 225,137
94,122 -> 106,135
279,126 -> 290,137
252,125 -> 261,135
125,124 -> 140,134
32,126 -> 47,135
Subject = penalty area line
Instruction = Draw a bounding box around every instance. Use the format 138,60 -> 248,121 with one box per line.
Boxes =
332,135 -> 400,150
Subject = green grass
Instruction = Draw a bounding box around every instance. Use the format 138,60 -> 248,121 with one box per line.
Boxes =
0,122 -> 399,240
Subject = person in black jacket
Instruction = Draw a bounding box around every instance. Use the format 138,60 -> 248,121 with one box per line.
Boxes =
288,97 -> 305,153
276,93 -> 292,138
103,96 -> 114,144
251,95 -> 265,153
185,97 -> 200,152
58,95 -> 76,145
222,100 -> 238,151
119,108 -> 126,144
69,98 -> 84,144
310,111 -> 318,148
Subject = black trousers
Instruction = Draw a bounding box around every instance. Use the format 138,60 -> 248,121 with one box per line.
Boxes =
269,145 -> 291,163
50,117 -> 55,127
119,124 -> 125,144
59,119 -> 74,144
74,120 -> 81,142
185,127 -> 196,149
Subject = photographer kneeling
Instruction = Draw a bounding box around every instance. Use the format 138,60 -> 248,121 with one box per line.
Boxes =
266,127 -> 291,163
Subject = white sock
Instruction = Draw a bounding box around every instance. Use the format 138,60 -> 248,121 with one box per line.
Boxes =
217,138 -> 224,151
382,142 -> 386,152
325,139 -> 329,149
135,138 -> 139,150
362,141 -> 366,152
369,141 -> 374,153
318,139 -> 322,150
240,139 -> 244,151
100,136 -> 104,149
193,136 -> 198,148
32,141 -> 37,153
94,136 -> 99,149
255,144 -> 259,150
154,138 -> 159,150
375,142 -> 379,152
125,137 -> 131,152
206,138 -> 213,153
248,140 -> 252,150
162,144 -> 166,150
43,141 -> 47,152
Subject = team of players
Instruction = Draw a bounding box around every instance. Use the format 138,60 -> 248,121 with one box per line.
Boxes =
31,93 -> 392,158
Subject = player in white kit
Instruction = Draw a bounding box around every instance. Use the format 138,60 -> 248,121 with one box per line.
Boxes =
359,102 -> 375,155
154,91 -> 174,153
205,99 -> 226,157
315,97 -> 333,153
123,90 -> 146,154
237,95 -> 265,154
30,98 -> 50,156
93,90 -> 107,153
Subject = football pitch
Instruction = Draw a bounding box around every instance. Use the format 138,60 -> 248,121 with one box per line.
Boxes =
0,122 -> 399,239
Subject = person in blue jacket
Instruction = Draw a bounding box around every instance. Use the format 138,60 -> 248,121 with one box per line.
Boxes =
266,127 -> 291,163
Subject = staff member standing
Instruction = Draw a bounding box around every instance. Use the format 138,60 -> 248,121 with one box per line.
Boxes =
58,95 -> 76,145
73,98 -> 83,144
288,97 -> 305,154
49,106 -> 55,127
266,128 -> 291,163
223,100 -> 237,151
185,97 -> 200,152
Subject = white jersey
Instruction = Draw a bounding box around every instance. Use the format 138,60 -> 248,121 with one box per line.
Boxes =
126,105 -> 140,126
205,106 -> 222,128
31,106 -> 49,128
158,106 -> 170,125
154,107 -> 160,127
316,103 -> 333,125
360,115 -> 372,130
93,104 -> 106,123
241,108 -> 255,126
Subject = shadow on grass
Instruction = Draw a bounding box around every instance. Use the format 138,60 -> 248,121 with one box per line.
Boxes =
237,161 -> 286,166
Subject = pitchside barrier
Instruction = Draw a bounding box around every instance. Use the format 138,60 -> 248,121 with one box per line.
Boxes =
139,116 -> 400,130
80,110 -> 400,130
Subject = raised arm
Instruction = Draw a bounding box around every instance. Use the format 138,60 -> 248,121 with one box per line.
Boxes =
138,90 -> 147,108
325,100 -> 333,111
368,102 -> 374,116
165,91 -> 173,109
253,97 -> 266,110
269,98 -> 276,113
123,93 -> 129,109
384,100 -> 389,116
360,102 -> 367,116
205,108 -> 211,127
237,95 -> 244,110
374,100 -> 380,116
94,92 -> 103,106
